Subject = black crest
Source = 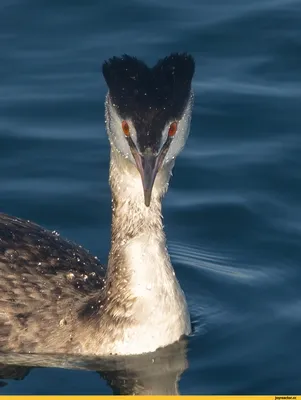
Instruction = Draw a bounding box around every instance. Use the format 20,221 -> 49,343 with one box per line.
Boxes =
102,53 -> 195,152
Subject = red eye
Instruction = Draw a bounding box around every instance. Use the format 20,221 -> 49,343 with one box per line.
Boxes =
122,121 -> 130,136
168,121 -> 177,137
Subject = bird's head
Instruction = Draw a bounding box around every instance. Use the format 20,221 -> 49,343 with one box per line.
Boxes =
102,53 -> 195,206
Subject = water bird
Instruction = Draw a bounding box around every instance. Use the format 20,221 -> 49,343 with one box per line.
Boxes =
0,53 -> 195,356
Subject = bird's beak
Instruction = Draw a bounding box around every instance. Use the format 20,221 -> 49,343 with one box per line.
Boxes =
131,148 -> 162,207
141,151 -> 162,207
126,137 -> 172,206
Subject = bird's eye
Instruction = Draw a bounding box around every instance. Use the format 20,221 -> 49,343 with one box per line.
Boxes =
168,122 -> 178,137
122,121 -> 130,136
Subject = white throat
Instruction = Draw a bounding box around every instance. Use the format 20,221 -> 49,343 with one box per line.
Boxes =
105,147 -> 191,354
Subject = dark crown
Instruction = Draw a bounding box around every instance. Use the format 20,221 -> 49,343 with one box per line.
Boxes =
102,53 -> 195,152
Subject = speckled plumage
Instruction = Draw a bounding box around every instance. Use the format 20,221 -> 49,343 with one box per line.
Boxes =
0,213 -> 107,353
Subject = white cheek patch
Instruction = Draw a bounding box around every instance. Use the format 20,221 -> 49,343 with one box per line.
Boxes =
105,95 -> 136,163
164,92 -> 194,163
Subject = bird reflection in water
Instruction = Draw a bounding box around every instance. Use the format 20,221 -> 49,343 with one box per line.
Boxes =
0,338 -> 188,395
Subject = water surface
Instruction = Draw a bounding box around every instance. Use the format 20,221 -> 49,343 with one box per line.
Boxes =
0,0 -> 301,394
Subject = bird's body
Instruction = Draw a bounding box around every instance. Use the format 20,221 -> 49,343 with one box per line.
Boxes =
0,53 -> 195,356
0,213 -> 106,354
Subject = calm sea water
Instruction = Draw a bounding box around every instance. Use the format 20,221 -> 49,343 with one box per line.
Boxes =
1,0 -> 301,394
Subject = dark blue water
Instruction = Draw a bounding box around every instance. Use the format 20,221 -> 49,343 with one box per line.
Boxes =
1,0 -> 301,394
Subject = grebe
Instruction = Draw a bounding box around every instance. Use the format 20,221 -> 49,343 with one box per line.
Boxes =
0,53 -> 195,356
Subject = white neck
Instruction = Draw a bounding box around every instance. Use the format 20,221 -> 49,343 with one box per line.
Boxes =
105,147 -> 190,354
